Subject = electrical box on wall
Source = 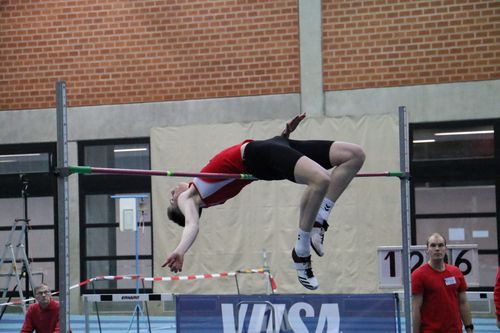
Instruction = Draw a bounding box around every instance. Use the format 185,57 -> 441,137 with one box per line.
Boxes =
119,197 -> 137,232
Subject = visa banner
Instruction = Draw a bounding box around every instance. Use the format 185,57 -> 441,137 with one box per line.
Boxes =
176,294 -> 397,333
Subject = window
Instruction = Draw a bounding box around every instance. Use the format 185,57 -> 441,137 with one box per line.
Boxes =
412,125 -> 494,161
79,139 -> 152,294
411,119 -> 500,290
0,143 -> 57,295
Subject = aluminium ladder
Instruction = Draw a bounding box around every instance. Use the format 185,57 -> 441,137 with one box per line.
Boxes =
0,218 -> 36,314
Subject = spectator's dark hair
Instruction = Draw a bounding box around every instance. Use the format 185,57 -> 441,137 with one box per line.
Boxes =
167,206 -> 202,227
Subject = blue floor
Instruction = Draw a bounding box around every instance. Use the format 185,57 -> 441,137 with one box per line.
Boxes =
1,314 -> 498,332
1,314 -> 176,333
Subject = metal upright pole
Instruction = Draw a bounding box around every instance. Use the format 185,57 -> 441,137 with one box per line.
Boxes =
399,106 -> 412,333
135,203 -> 140,333
262,249 -> 269,295
20,176 -> 31,298
56,81 -> 70,332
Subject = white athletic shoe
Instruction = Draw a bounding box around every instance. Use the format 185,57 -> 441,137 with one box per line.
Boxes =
310,221 -> 329,257
292,248 -> 319,290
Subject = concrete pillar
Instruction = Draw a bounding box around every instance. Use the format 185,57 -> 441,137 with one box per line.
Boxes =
299,0 -> 324,116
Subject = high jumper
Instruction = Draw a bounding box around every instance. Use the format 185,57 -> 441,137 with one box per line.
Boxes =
164,113 -> 365,290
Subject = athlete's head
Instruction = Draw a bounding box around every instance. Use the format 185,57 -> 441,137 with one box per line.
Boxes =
167,182 -> 189,227
169,182 -> 189,207
167,205 -> 202,227
167,182 -> 201,227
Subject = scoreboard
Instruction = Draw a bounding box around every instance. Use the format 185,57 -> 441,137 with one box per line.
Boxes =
377,245 -> 479,288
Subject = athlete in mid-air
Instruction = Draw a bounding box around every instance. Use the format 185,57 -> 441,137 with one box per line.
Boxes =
164,114 -> 365,290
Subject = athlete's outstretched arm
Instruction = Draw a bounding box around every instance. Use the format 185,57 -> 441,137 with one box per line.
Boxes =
162,187 -> 201,273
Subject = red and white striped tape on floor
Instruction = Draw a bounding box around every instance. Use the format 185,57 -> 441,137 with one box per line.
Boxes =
0,268 -> 277,307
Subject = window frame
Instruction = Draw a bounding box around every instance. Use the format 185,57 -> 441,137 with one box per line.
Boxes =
78,138 -> 153,294
0,142 -> 58,296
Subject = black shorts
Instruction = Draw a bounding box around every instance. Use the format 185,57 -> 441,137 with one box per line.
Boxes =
243,136 -> 333,182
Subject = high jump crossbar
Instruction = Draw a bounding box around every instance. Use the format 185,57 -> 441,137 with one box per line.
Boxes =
63,165 -> 407,179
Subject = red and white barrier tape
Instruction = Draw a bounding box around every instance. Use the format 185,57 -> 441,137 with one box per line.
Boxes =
0,292 -> 59,307
0,268 -> 277,307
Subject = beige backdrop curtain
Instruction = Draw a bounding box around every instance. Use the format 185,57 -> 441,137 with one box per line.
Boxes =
151,114 -> 400,295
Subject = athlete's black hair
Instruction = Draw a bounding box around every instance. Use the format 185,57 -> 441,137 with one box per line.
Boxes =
167,206 -> 202,227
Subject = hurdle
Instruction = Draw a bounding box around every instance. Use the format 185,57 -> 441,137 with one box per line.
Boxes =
54,81 -> 412,333
82,293 -> 174,333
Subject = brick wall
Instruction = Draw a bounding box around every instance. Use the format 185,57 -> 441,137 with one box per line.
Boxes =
0,0 -> 299,110
323,0 -> 499,90
1,1 -> 498,110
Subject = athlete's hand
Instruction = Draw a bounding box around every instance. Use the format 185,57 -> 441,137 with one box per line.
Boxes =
162,252 -> 184,273
282,113 -> 306,138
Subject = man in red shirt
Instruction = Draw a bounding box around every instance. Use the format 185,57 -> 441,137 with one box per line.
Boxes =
21,283 -> 61,333
164,114 -> 365,290
412,233 -> 474,333
494,266 -> 500,328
